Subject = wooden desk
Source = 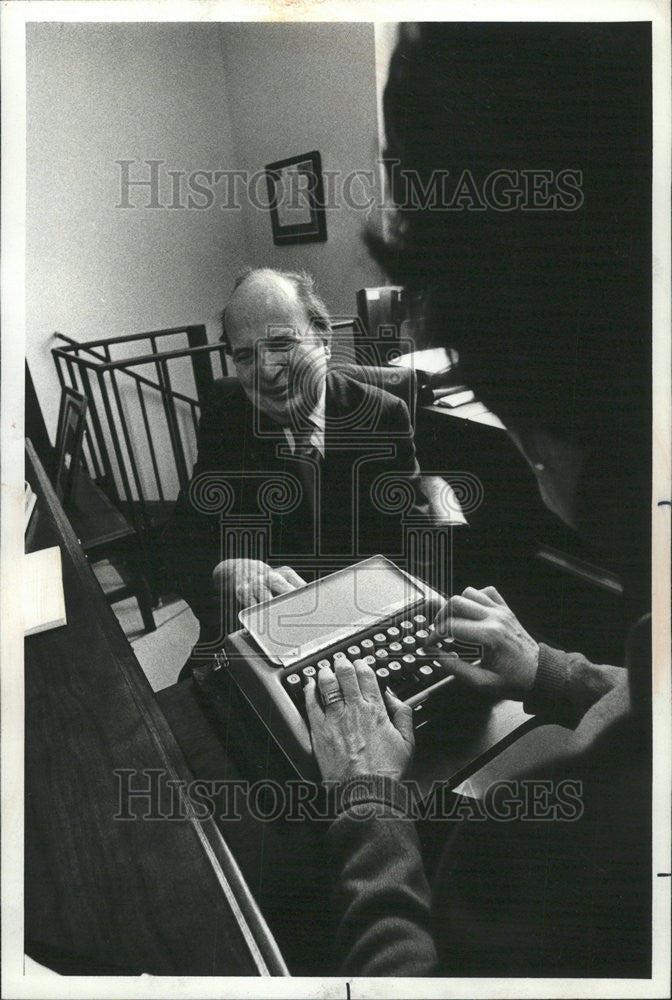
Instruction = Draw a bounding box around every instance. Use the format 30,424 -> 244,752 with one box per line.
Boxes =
420,398 -> 505,430
24,440 -> 287,976
155,677 -> 336,976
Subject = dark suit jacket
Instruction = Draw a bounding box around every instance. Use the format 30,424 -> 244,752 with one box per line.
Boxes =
165,369 -> 428,639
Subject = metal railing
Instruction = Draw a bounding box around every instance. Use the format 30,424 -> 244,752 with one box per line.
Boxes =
50,317 -> 404,536
52,326 -> 228,532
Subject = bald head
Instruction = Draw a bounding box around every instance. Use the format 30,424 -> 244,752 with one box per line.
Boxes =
226,270 -> 307,339
224,268 -> 331,426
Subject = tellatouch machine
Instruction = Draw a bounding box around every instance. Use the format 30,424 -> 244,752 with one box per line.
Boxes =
195,555 -> 529,788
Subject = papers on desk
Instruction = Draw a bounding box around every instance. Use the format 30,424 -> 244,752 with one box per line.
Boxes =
433,394 -> 506,429
437,399 -> 486,419
24,546 -> 67,636
435,388 -> 476,408
390,346 -> 458,382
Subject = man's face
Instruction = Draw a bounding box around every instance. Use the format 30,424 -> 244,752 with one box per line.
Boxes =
226,275 -> 330,426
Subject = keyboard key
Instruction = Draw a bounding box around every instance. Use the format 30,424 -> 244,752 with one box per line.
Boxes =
333,651 -> 347,661
364,655 -> 376,665
389,641 -> 402,653
361,638 -> 375,651
402,635 -> 417,647
417,664 -> 437,690
317,658 -> 331,670
376,667 -> 390,680
388,660 -> 402,672
416,628 -> 429,640
302,665 -> 317,680
402,653 -> 417,665
400,620 -> 413,631
386,626 -> 400,638
375,648 -> 389,659
285,673 -> 302,698
414,614 -> 427,624
347,645 -> 361,658
373,633 -> 387,645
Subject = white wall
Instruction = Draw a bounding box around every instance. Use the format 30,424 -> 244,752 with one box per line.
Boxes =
26,22 -> 385,497
26,22 -> 247,440
219,21 -> 384,323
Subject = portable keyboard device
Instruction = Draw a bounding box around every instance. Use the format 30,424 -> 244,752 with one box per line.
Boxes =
210,555 -> 481,780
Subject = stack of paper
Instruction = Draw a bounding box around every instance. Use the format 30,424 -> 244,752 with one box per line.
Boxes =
24,546 -> 67,636
390,346 -> 458,382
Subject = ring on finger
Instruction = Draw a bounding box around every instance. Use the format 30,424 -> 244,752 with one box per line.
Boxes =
323,688 -> 345,706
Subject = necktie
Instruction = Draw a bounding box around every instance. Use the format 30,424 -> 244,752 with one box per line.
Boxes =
293,430 -> 321,524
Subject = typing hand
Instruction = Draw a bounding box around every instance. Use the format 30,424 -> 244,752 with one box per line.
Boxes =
427,586 -> 540,701
212,559 -> 306,608
304,655 -> 415,783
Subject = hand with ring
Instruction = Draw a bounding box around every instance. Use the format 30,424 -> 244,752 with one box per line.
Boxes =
304,653 -> 415,784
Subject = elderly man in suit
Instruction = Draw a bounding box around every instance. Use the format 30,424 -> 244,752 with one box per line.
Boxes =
167,267 -> 429,655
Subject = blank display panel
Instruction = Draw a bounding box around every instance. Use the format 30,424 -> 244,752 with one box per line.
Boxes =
239,556 -> 425,666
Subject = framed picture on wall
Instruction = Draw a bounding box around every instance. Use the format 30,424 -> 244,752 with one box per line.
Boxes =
265,150 -> 327,245
54,387 -> 88,504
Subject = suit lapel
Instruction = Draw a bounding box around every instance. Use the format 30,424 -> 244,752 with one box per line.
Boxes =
321,372 -> 364,552
238,396 -> 284,471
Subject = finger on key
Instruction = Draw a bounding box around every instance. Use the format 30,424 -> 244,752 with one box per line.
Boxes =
333,653 -> 361,701
432,607 -> 488,645
353,658 -> 384,704
432,652 -> 488,690
317,663 -> 342,706
304,677 -> 324,722
384,688 -> 414,745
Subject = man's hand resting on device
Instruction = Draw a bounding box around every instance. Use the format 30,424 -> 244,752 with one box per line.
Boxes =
304,655 -> 415,783
427,585 -> 540,700
212,559 -> 306,608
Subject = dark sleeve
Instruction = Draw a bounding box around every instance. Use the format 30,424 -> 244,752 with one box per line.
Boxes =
326,775 -> 439,976
523,642 -> 627,728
